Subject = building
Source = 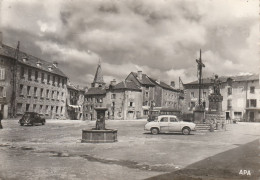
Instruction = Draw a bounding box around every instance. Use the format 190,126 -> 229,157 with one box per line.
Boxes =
0,38 -> 68,119
107,80 -> 142,120
84,63 -> 143,120
126,71 -> 183,118
67,83 -> 85,120
183,74 -> 260,122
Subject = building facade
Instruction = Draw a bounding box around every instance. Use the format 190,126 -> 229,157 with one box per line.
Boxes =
0,42 -> 68,119
183,74 -> 260,122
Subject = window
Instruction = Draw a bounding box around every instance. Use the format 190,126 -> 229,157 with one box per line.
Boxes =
34,87 -> 37,97
60,107 -> 63,114
0,87 -> 3,97
26,104 -> 30,111
35,71 -> 38,81
57,92 -> 59,100
250,86 -> 255,94
234,112 -> 242,119
40,88 -> 44,98
62,79 -> 65,87
203,92 -> 207,98
99,98 -> 103,103
190,92 -> 195,98
56,106 -> 59,113
111,94 -> 116,99
129,102 -> 133,107
52,76 -> 55,86
41,73 -> 45,83
145,92 -> 149,98
227,99 -> 232,109
21,67 -> 25,78
190,102 -> 195,110
160,117 -> 168,122
0,68 -> 5,80
250,99 -> 257,107
170,117 -> 177,122
58,77 -> 60,86
28,69 -> 32,81
145,86 -> 149,90
47,75 -> 50,84
45,105 -> 49,114
33,104 -> 37,112
27,86 -> 31,96
19,85 -> 24,96
227,87 -> 232,95
52,91 -> 55,99
40,105 -> 43,114
46,90 -> 50,99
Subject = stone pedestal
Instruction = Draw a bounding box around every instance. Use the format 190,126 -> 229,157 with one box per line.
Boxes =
193,110 -> 205,123
208,94 -> 223,112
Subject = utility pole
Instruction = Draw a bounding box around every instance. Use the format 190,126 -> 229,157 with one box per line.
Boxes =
196,49 -> 205,109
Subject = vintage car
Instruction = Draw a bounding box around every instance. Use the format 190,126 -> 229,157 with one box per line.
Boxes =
19,112 -> 45,126
144,115 -> 196,135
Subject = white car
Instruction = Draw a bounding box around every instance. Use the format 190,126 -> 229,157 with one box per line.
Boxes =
144,115 -> 196,135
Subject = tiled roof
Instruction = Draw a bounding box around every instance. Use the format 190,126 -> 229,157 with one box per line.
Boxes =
148,77 -> 179,92
85,87 -> 106,95
131,72 -> 155,86
185,74 -> 259,85
0,44 -> 67,77
113,81 -> 141,91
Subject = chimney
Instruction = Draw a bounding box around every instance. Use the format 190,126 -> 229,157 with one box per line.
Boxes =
53,61 -> 58,68
137,71 -> 142,80
0,32 -> 2,47
110,79 -> 116,86
170,81 -> 175,87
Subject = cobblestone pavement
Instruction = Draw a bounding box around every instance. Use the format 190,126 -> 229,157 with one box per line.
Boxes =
0,120 -> 259,180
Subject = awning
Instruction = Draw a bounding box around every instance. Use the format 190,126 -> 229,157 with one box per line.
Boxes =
245,107 -> 260,111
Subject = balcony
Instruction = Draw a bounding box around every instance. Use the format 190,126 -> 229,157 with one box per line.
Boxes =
227,106 -> 232,110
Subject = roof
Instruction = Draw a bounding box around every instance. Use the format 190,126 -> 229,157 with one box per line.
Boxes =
0,44 -> 67,77
113,81 -> 141,91
93,62 -> 105,84
85,87 -> 106,95
148,77 -> 178,92
131,72 -> 155,86
185,74 -> 259,85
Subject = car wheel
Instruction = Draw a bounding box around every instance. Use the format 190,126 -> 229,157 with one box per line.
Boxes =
151,128 -> 159,135
182,127 -> 190,135
20,123 -> 24,126
31,122 -> 34,126
42,121 -> 45,125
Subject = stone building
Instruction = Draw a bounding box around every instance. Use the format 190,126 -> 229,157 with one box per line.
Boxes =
183,74 -> 260,122
84,63 -> 143,120
67,83 -> 85,120
126,71 -> 183,118
0,39 -> 68,119
107,80 -> 142,120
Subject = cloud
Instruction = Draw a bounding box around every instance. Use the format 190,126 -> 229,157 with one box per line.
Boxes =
1,0 -> 258,87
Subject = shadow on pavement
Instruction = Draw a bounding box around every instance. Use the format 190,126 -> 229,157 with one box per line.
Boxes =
145,139 -> 260,180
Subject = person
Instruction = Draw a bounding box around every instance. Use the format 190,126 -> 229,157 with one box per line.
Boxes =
0,111 -> 3,129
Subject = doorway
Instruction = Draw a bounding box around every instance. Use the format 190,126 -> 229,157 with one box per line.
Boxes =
249,112 -> 254,122
226,112 -> 230,120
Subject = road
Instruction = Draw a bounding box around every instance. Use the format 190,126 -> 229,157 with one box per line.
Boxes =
0,119 -> 259,180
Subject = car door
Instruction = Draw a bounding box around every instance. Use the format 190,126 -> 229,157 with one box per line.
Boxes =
168,117 -> 181,132
159,117 -> 169,132
35,114 -> 40,123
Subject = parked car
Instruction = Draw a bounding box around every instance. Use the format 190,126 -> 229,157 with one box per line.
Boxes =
144,115 -> 196,135
19,112 -> 45,126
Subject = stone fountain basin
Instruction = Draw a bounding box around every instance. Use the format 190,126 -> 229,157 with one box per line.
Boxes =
81,129 -> 118,143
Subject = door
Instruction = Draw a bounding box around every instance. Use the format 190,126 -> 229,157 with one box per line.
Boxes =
226,112 -> 230,120
159,117 -> 169,132
168,117 -> 180,132
249,112 -> 254,122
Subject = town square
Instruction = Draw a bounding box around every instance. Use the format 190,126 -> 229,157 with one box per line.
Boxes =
0,0 -> 259,179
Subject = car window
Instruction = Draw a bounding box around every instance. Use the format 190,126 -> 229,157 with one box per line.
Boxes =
160,117 -> 168,122
170,117 -> 177,122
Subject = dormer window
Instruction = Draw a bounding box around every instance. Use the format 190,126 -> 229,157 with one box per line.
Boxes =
22,57 -> 28,62
48,66 -> 53,71
36,61 -> 42,67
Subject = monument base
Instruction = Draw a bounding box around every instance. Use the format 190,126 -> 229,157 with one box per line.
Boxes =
205,111 -> 225,124
81,129 -> 118,143
193,110 -> 205,124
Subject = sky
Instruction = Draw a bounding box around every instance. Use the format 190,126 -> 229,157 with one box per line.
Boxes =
0,0 -> 259,87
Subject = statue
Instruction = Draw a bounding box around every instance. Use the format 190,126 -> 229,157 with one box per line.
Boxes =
96,113 -> 105,130
212,75 -> 221,95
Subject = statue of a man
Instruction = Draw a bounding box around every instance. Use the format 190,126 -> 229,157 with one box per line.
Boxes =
212,75 -> 221,95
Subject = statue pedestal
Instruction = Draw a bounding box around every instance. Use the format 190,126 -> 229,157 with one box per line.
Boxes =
206,94 -> 225,124
193,105 -> 205,123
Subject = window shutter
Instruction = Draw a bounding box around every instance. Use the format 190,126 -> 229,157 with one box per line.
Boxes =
3,87 -> 6,97
133,102 -> 135,107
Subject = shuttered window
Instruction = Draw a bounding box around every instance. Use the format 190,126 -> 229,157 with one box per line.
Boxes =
0,68 -> 5,80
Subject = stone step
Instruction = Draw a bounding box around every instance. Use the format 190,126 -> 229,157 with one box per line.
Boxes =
196,123 -> 211,131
